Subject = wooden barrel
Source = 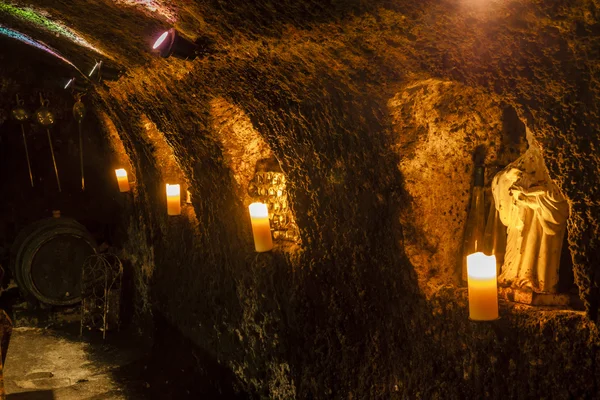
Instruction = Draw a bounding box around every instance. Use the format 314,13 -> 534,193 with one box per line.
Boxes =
11,217 -> 96,306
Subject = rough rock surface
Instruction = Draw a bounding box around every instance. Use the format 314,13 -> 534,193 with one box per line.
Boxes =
1,0 -> 600,398
390,78 -> 527,292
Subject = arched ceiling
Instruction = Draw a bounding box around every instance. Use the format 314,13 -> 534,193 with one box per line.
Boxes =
0,0 -> 397,73
1,0 -> 597,92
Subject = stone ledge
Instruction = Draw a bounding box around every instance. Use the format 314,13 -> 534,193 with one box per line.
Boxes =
499,287 -> 570,307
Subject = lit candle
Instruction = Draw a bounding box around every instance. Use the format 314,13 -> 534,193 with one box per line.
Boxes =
467,252 -> 499,321
115,169 -> 130,192
166,184 -> 181,215
249,202 -> 273,252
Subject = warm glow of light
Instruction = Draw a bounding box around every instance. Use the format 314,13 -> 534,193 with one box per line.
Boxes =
467,252 -> 499,321
249,202 -> 273,252
64,78 -> 75,89
166,184 -> 181,215
467,253 -> 496,279
166,183 -> 180,196
153,31 -> 169,49
115,169 -> 130,192
249,202 -> 269,218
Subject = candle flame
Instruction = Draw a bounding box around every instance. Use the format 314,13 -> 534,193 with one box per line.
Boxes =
166,183 -> 180,196
115,168 -> 127,178
466,252 -> 497,279
249,202 -> 269,218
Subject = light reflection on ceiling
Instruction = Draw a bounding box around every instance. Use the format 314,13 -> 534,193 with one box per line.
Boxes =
0,3 -> 105,55
0,24 -> 84,76
110,0 -> 176,22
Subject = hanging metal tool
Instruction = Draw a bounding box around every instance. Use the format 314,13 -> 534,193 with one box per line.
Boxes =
34,94 -> 61,192
73,93 -> 86,191
11,94 -> 34,187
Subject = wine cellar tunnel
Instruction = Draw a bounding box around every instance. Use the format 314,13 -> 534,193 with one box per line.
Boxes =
0,1 -> 599,399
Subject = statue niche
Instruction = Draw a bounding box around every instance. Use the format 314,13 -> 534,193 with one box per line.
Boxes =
490,145 -> 570,302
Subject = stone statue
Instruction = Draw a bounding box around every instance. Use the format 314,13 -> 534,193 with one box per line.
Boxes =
491,145 -> 569,293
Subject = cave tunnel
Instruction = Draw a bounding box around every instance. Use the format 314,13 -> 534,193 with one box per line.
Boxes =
0,0 -> 599,399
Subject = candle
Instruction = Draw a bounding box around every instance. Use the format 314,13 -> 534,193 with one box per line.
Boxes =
115,169 -> 130,192
166,184 -> 181,215
249,202 -> 273,252
467,252 -> 499,321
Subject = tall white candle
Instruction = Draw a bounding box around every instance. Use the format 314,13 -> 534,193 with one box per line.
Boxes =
249,202 -> 273,252
467,252 -> 499,321
166,184 -> 181,215
115,169 -> 130,192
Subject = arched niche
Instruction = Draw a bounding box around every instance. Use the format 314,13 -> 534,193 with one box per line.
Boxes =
389,78 -> 576,306
210,97 -> 300,250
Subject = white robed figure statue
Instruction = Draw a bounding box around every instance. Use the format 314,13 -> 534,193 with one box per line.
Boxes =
491,145 -> 569,293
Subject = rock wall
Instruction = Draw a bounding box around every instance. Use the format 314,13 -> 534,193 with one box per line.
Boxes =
1,0 -> 600,397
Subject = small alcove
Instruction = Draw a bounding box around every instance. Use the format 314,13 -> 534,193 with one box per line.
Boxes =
390,78 -> 580,310
210,98 -> 301,252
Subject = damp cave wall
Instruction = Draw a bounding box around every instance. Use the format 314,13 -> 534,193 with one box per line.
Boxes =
2,0 -> 600,398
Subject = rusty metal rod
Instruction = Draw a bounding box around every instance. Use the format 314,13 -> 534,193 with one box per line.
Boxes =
20,125 -> 34,187
46,129 -> 61,192
78,121 -> 85,191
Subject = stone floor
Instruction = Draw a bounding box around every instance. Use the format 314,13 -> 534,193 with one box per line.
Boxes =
0,283 -> 144,399
4,326 -> 147,399
4,324 -> 147,399
0,289 -> 243,399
